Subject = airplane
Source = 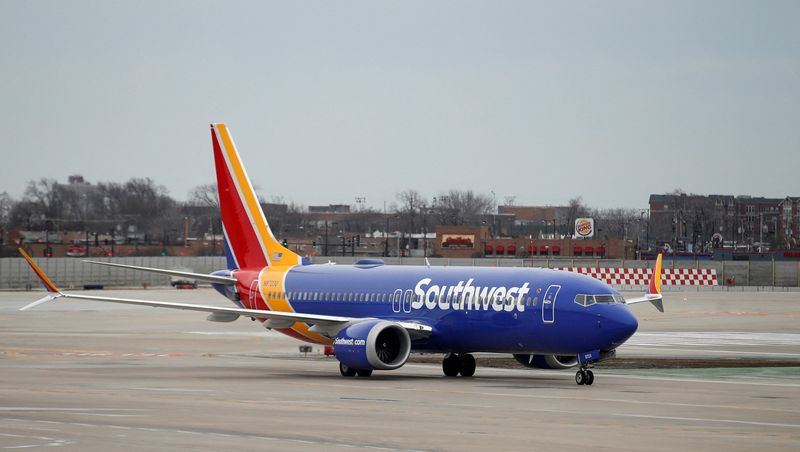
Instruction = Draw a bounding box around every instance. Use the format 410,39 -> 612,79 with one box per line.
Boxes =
18,123 -> 664,386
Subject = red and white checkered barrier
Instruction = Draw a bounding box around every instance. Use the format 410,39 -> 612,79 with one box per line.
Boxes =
554,267 -> 718,286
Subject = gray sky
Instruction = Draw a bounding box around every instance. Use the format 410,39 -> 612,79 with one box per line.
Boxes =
2,0 -> 798,210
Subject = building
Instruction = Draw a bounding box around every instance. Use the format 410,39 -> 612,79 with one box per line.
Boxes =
648,193 -> 798,251
434,225 -> 634,259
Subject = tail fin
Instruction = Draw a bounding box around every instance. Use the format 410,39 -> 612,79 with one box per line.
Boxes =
211,123 -> 301,269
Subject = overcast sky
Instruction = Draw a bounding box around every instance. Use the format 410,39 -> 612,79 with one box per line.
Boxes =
2,1 -> 798,210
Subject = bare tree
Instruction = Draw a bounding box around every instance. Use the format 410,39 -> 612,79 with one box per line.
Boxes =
0,192 -> 13,228
188,183 -> 219,210
565,196 -> 589,236
395,190 -> 427,234
433,190 -> 493,226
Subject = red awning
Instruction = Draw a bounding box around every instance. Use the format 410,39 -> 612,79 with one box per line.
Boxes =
574,246 -> 583,253
507,244 -> 517,254
496,245 -> 505,254
484,245 -> 493,254
540,246 -> 548,252
552,246 -> 560,253
597,246 -> 606,254
528,245 -> 536,253
584,246 -> 594,253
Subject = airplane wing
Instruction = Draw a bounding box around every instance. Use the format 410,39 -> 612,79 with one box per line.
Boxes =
18,249 -> 432,339
624,253 -> 664,312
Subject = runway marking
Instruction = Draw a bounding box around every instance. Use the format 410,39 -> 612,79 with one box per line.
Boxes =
626,331 -> 800,347
621,346 -> 800,358
125,387 -> 214,393
0,432 -> 72,449
513,408 -> 800,430
1,419 -> 429,452
0,407 -> 146,412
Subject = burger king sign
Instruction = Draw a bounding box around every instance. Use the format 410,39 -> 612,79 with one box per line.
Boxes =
575,218 -> 595,238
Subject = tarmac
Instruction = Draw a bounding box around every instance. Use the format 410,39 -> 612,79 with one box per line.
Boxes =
1,288 -> 798,451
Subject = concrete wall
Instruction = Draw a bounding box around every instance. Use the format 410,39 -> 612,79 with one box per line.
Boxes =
2,256 -> 799,289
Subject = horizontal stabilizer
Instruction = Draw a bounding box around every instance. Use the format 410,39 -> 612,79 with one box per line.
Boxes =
83,260 -> 237,285
20,293 -> 61,311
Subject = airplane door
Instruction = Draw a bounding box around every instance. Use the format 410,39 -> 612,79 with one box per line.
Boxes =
249,280 -> 260,309
402,289 -> 413,313
542,285 -> 560,324
392,289 -> 403,313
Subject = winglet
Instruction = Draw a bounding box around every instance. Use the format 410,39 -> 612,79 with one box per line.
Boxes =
624,253 -> 664,312
648,252 -> 663,296
646,253 -> 664,312
18,248 -> 63,311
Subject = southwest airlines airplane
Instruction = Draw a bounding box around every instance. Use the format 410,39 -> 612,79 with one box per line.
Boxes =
19,123 -> 664,386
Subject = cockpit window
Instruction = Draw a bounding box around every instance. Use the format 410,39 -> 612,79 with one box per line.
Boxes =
574,293 -> 624,307
574,294 -> 595,307
594,295 -> 616,304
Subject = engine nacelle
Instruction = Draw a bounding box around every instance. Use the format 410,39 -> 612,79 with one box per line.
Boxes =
333,320 -> 411,371
513,354 -> 578,370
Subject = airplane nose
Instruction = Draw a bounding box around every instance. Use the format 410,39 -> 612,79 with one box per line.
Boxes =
605,307 -> 639,346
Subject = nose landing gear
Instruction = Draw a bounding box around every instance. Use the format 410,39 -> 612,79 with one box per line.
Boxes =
575,350 -> 601,386
575,367 -> 594,386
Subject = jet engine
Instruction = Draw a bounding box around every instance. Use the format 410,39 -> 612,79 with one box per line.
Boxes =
513,354 -> 578,370
333,320 -> 411,371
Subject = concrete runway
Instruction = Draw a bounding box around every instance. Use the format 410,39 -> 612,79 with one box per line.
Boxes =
1,289 -> 798,451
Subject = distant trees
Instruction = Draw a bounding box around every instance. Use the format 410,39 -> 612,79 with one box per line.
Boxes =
0,175 -> 658,251
432,190 -> 494,226
7,176 -> 176,240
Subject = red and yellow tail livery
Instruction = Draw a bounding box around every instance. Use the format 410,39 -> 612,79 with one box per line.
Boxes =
212,123 -> 300,269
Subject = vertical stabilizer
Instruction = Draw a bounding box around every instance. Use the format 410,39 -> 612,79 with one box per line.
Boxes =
211,124 -> 301,269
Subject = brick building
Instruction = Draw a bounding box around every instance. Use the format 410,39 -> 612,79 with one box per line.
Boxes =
434,226 -> 634,259
648,193 -> 798,251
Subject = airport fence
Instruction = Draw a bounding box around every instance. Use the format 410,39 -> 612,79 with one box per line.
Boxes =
1,255 -> 800,289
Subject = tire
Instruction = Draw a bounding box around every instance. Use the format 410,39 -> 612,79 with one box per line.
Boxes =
585,370 -> 594,386
442,354 -> 460,377
356,369 -> 373,377
339,362 -> 356,377
575,370 -> 586,385
459,354 -> 476,377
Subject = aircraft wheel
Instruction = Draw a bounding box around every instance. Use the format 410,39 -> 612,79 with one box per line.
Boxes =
356,369 -> 373,377
575,370 -> 586,385
339,362 -> 356,377
442,354 -> 460,377
585,370 -> 594,386
459,354 -> 476,377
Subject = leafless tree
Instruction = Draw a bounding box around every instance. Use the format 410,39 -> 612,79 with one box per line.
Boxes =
433,190 -> 493,226
188,183 -> 219,210
395,190 -> 427,234
565,196 -> 589,236
0,192 -> 12,229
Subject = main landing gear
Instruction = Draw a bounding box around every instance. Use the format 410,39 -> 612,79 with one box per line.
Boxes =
339,362 -> 373,377
442,353 -> 476,377
575,365 -> 594,386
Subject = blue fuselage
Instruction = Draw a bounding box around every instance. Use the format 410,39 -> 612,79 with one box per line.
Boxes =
221,264 -> 639,356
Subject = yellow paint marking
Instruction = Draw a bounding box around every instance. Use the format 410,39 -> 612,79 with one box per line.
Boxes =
259,267 -> 332,344
217,124 -> 297,267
